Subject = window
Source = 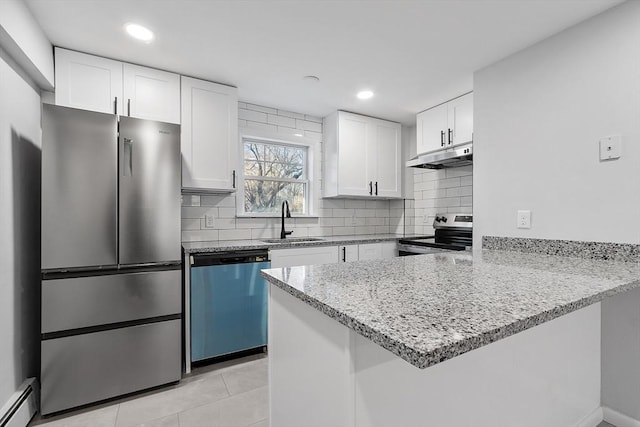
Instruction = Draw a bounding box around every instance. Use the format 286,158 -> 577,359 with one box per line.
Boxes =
240,137 -> 310,215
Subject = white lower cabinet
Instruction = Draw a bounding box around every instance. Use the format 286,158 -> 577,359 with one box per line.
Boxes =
358,242 -> 398,260
270,242 -> 397,268
269,246 -> 339,268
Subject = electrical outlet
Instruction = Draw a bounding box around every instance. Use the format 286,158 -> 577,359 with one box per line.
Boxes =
517,210 -> 531,229
204,214 -> 215,228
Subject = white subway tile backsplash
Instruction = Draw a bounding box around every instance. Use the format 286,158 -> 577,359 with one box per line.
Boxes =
412,166 -> 473,236
181,218 -> 201,231
345,200 -> 366,209
304,130 -> 323,141
218,207 -> 236,218
268,114 -> 296,128
295,119 -> 322,132
239,108 -> 267,122
356,209 -> 376,218
218,229 -> 252,241
245,120 -> 278,132
181,206 -> 216,219
277,109 -> 305,119
304,115 -> 323,123
245,103 -> 277,114
182,230 -> 219,242
201,194 -> 236,207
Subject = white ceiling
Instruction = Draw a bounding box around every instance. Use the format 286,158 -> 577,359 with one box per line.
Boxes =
26,0 -> 623,125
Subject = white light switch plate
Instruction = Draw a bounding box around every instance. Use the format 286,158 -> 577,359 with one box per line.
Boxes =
517,210 -> 531,229
599,135 -> 622,161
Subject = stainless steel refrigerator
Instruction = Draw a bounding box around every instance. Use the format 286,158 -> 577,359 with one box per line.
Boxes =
40,104 -> 182,415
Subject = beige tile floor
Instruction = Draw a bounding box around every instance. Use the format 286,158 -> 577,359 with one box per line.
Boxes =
30,354 -> 268,427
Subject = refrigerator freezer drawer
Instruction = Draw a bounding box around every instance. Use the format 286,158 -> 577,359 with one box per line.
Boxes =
41,319 -> 181,415
42,270 -> 181,334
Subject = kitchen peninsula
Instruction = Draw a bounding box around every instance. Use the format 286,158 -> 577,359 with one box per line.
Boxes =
261,242 -> 640,427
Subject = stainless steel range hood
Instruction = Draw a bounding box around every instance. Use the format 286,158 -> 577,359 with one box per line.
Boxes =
406,142 -> 472,169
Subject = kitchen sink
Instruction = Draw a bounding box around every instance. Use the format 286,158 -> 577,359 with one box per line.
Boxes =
261,237 -> 325,244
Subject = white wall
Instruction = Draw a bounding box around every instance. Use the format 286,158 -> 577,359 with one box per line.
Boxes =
473,1 -> 640,421
0,0 -> 53,89
473,0 -> 640,247
0,48 -> 42,409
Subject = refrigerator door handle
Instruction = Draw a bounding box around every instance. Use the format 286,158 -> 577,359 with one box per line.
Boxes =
123,138 -> 133,176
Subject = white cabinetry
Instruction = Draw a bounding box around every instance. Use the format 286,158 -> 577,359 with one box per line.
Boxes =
358,242 -> 397,260
54,48 -> 123,115
324,111 -> 401,199
54,48 -> 180,124
180,76 -> 238,192
271,241 -> 397,268
123,64 -> 180,124
270,246 -> 339,268
337,245 -> 359,263
416,92 -> 473,155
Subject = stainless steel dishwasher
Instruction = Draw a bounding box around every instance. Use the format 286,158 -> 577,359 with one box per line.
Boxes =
190,250 -> 270,363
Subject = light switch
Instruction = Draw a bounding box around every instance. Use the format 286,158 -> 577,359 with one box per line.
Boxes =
204,214 -> 215,228
599,135 -> 622,161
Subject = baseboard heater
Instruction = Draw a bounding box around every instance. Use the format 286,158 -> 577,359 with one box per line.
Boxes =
0,378 -> 38,427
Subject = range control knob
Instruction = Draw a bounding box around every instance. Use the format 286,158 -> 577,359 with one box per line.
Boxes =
435,216 -> 442,223
441,216 -> 448,223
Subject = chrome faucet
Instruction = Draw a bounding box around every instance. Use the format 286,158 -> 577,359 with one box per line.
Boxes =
281,200 -> 293,239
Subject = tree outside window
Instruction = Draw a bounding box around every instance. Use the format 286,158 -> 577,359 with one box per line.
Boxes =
242,139 -> 308,214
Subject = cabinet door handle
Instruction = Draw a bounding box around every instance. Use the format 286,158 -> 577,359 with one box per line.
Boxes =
232,170 -> 236,188
127,98 -> 131,116
369,181 -> 373,195
342,246 -> 346,262
448,128 -> 453,145
441,130 -> 445,147
114,97 -> 118,115
375,181 -> 378,196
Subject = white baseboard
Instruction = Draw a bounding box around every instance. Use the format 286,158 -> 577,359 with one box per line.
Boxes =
0,378 -> 38,427
603,406 -> 640,427
575,406 -> 604,427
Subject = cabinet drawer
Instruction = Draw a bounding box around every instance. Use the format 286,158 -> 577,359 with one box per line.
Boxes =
41,320 -> 181,415
42,270 -> 181,333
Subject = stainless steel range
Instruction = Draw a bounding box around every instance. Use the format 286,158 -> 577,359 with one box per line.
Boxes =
398,213 -> 472,256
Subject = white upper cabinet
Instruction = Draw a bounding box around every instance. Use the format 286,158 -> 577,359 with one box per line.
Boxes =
54,48 -> 180,124
54,48 -> 123,115
123,64 -> 180,124
180,76 -> 238,192
324,111 -> 401,199
416,92 -> 473,155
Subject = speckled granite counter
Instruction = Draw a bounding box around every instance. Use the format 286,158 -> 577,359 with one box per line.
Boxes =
182,234 -> 421,254
261,249 -> 640,369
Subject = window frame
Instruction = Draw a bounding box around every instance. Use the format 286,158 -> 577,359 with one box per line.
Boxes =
236,129 -> 317,218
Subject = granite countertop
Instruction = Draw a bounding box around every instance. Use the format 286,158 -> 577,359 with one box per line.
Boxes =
260,249 -> 640,369
182,234 -> 423,254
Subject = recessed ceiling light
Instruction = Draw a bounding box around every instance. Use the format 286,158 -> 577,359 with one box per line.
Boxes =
357,90 -> 374,100
294,133 -> 304,137
303,75 -> 320,83
124,23 -> 154,43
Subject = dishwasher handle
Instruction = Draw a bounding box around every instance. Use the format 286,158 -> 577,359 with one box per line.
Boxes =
191,250 -> 269,267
